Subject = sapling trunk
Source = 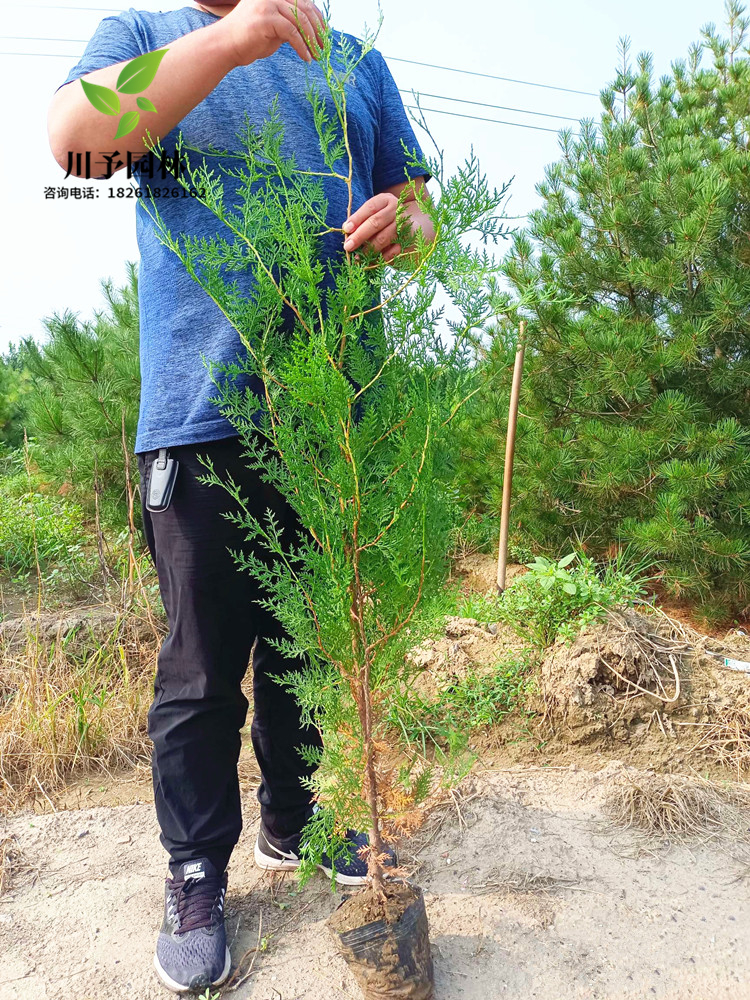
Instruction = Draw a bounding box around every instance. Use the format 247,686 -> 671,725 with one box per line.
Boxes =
145,15 -> 511,906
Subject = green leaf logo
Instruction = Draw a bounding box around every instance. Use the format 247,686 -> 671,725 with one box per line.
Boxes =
80,79 -> 120,116
116,49 -> 168,95
115,111 -> 140,140
136,96 -> 158,113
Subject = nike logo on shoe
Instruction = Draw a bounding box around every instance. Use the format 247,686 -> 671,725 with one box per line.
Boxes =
183,861 -> 206,881
268,844 -> 299,861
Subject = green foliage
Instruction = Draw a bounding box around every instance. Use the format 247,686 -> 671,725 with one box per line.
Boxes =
0,472 -> 85,577
148,22 -> 510,881
497,552 -> 646,647
450,510 -> 498,558
457,5 -> 750,618
388,656 -> 530,754
20,264 -> 140,527
0,350 -> 31,450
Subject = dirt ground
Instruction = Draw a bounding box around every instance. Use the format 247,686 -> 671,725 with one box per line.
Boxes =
2,555 -> 750,999
1,763 -> 749,1000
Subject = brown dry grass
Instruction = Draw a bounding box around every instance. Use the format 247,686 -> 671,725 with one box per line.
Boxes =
679,704 -> 750,779
0,604 -> 162,810
604,770 -> 749,839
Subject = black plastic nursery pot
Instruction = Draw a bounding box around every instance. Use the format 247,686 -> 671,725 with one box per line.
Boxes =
328,880 -> 434,1000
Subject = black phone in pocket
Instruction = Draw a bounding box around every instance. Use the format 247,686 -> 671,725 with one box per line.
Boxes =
146,448 -> 179,513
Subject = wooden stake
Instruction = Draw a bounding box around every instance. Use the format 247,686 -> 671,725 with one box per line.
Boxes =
497,321 -> 527,593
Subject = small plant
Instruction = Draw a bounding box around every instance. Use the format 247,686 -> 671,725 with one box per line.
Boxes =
148,13 -> 509,997
498,552 -> 646,647
450,511 -> 497,559
454,589 -> 504,623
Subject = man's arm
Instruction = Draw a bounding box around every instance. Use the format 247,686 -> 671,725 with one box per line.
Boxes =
48,0 -> 325,177
342,177 -> 435,268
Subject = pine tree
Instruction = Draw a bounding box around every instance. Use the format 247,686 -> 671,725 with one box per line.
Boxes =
459,3 -> 750,620
147,25 -> 509,886
0,351 -> 29,451
20,264 -> 141,527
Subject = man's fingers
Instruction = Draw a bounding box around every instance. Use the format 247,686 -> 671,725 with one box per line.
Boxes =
275,11 -> 315,61
343,193 -> 396,234
369,222 -> 399,252
344,213 -> 397,251
281,2 -> 323,57
381,243 -> 402,264
347,221 -> 399,257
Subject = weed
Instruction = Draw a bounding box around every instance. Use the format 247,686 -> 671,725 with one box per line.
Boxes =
454,589 -> 504,623
497,551 -> 647,648
450,511 -> 497,559
388,655 -> 531,760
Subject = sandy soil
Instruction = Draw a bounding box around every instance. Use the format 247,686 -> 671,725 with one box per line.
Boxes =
1,764 -> 749,1000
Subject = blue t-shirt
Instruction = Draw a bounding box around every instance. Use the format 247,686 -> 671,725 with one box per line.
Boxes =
59,7 -> 427,453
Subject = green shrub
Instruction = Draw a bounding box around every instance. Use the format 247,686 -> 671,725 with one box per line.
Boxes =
0,480 -> 85,577
149,19 -> 510,888
497,552 -> 646,647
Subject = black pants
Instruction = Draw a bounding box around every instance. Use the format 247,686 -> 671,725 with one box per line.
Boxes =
138,436 -> 322,874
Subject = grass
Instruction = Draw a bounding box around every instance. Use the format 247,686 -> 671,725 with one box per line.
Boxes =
604,771 -> 749,838
387,655 -> 532,762
454,589 -> 505,623
0,602 -> 161,808
679,703 -> 750,779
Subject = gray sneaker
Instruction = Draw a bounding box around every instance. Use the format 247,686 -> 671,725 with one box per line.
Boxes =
153,858 -> 231,994
254,817 -> 397,886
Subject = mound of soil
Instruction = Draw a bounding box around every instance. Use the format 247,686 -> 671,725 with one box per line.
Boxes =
451,553 -> 525,595
537,608 -> 684,744
0,606 -> 161,651
408,616 -> 526,702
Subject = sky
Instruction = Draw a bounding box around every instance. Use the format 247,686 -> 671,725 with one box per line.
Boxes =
0,0 -> 731,352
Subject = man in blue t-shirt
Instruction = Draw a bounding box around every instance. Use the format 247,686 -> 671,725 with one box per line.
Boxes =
48,1 -> 432,992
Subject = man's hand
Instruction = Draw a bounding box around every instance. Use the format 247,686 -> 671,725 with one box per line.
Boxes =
342,179 -> 434,267
343,192 -> 403,263
215,0 -> 326,67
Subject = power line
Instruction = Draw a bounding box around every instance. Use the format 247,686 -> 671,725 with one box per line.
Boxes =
3,51 -> 578,135
399,90 -> 582,124
405,105 -> 579,136
387,56 -> 599,98
4,50 -> 591,126
0,44 -> 584,123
